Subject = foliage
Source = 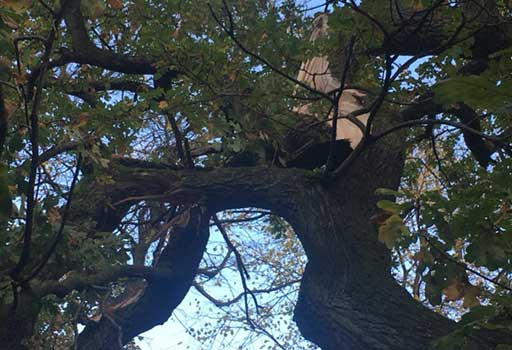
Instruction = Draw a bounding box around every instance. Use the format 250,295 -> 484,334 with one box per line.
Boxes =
0,0 -> 510,349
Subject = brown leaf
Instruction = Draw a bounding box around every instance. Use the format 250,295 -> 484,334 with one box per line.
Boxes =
442,278 -> 464,301
463,285 -> 481,308
47,206 -> 61,224
107,0 -> 123,10
158,100 -> 169,110
370,211 -> 391,225
74,112 -> 89,128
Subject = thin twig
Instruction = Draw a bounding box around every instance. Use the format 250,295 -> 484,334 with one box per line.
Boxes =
372,119 -> 510,150
253,321 -> 288,350
10,0 -> 71,280
20,154 -> 82,284
166,112 -> 188,166
214,215 -> 259,327
430,132 -> 452,185
208,2 -> 334,102
421,233 -> 512,293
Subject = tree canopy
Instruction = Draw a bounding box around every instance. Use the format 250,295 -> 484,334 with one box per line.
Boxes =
0,0 -> 511,349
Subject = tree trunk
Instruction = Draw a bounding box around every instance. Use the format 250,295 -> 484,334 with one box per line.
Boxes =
282,132 -> 454,349
291,190 -> 455,350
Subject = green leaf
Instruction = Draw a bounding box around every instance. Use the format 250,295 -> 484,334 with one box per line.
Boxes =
376,199 -> 401,214
375,188 -> 402,197
433,75 -> 512,112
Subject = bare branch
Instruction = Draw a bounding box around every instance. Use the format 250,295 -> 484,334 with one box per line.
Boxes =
208,2 -> 334,102
214,215 -> 259,326
21,154 -> 83,284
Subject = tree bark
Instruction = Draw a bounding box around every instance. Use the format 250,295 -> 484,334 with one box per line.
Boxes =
271,106 -> 455,349
289,142 -> 456,349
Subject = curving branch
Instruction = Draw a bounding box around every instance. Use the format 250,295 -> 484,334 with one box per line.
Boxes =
396,93 -> 509,167
76,205 -> 210,350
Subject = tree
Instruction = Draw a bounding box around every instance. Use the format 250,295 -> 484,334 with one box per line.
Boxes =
0,0 -> 511,349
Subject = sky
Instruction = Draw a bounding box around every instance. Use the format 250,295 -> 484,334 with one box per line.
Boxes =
136,218 -> 313,350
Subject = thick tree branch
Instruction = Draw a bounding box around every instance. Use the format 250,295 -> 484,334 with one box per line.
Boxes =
55,79 -> 150,104
62,0 -> 168,75
393,94 -> 509,166
34,265 -> 172,298
106,163 -> 312,215
446,102 -> 495,167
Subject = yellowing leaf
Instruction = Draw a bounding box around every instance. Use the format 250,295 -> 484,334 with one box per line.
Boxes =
92,1 -> 106,18
82,0 -> 106,19
378,214 -> 408,249
99,158 -> 110,168
412,0 -> 423,11
107,0 -> 123,10
158,100 -> 169,110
